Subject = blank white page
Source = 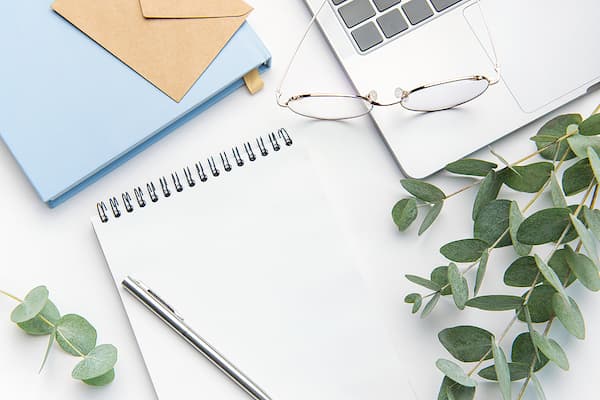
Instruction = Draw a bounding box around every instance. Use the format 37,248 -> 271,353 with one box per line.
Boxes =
92,144 -> 411,400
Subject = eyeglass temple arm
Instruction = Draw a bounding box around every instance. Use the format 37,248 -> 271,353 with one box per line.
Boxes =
475,0 -> 501,84
276,0 -> 329,106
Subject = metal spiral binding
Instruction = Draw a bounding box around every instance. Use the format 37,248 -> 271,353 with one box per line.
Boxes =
96,129 -> 292,222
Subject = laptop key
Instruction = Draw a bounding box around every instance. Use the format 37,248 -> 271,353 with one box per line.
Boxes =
351,22 -> 383,51
401,0 -> 434,25
339,0 -> 376,28
372,0 -> 402,12
332,0 -> 348,5
430,0 -> 462,12
376,9 -> 409,38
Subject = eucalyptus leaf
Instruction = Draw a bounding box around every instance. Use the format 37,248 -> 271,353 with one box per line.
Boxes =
445,159 -> 497,177
17,300 -> 60,336
492,340 -> 511,400
531,374 -> 547,400
392,198 -> 418,231
440,239 -> 489,263
472,171 -> 503,220
10,286 -> 49,324
474,252 -> 488,296
405,274 -> 442,291
587,147 -> 600,184
436,359 -> 477,388
552,294 -> 585,340
39,333 -> 55,373
421,292 -> 441,318
509,201 -> 532,256
502,162 -> 553,193
401,179 -> 446,202
564,247 -> 600,291
438,325 -> 494,363
55,314 -> 97,357
466,295 -> 523,311
567,134 -> 600,158
71,344 -> 118,381
534,255 -> 569,303
531,331 -> 569,371
504,256 -> 538,287
511,332 -> 549,372
517,285 -> 556,323
431,266 -> 452,296
547,247 -> 577,287
569,215 -> 598,262
517,208 -> 572,245
478,362 -> 529,381
533,114 -> 580,160
404,293 -> 423,314
83,369 -> 115,387
562,158 -> 593,196
578,113 -> 600,136
438,377 -> 475,400
549,172 -> 567,208
473,200 -> 512,247
448,263 -> 468,310
583,206 -> 600,241
420,201 -> 443,235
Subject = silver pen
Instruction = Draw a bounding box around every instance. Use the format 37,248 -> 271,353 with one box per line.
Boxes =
122,276 -> 272,400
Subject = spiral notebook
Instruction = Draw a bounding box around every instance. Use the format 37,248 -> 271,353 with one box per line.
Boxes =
91,130 -> 411,400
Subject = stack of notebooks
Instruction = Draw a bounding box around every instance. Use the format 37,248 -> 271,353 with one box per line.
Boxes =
0,0 -> 271,207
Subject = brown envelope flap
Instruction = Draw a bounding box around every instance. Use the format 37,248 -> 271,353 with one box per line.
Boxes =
139,0 -> 253,18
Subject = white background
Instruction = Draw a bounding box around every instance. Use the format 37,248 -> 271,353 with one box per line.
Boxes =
1,1 -> 600,399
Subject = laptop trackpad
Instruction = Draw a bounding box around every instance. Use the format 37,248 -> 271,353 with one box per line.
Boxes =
465,0 -> 600,113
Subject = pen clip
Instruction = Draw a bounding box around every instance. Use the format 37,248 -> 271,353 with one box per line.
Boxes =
147,288 -> 185,321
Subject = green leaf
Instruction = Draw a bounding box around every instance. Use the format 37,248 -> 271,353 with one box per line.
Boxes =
55,314 -> 97,356
547,247 -> 577,287
431,266 -> 452,296
517,208 -> 573,245
421,292 -> 441,318
531,374 -> 547,400
39,333 -> 55,373
492,340 -> 511,400
441,239 -> 489,263
72,344 -> 118,381
474,252 -> 488,296
438,325 -> 494,362
569,214 -> 598,261
504,256 -> 539,287
534,255 -> 569,303
509,201 -> 532,256
478,362 -> 529,381
502,162 -> 554,193
587,147 -> 600,184
83,369 -> 115,386
405,274 -> 442,291
448,263 -> 468,310
472,171 -> 503,220
579,113 -> 600,136
436,359 -> 476,387
445,159 -> 497,177
401,179 -> 445,202
562,158 -> 594,196
584,206 -> 600,241
438,377 -> 476,400
17,300 -> 60,336
404,293 -> 423,314
474,200 -> 512,247
552,294 -> 585,340
420,201 -> 443,235
466,295 -> 523,311
10,286 -> 49,324
533,114 -> 580,160
392,198 -> 418,231
564,247 -> 600,291
549,172 -> 567,208
567,134 -> 600,158
517,285 -> 556,323
531,331 -> 569,371
511,332 -> 548,372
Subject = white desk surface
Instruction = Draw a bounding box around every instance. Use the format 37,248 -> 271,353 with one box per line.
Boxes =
1,1 -> 599,399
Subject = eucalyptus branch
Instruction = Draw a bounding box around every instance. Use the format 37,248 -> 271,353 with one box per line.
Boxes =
0,289 -> 23,303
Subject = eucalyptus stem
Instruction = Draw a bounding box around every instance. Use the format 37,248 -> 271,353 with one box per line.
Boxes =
0,289 -> 23,303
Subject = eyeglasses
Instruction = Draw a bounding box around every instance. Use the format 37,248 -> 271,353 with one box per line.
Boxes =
276,0 -> 500,120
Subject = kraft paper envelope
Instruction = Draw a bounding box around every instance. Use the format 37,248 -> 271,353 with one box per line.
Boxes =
52,0 -> 253,102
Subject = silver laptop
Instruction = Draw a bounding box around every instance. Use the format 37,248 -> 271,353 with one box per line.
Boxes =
303,0 -> 600,178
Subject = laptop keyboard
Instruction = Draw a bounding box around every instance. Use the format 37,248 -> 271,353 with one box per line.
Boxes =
331,0 -> 464,53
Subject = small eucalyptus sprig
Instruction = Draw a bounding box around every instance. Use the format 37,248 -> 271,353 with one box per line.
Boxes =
392,105 -> 600,399
0,286 -> 118,386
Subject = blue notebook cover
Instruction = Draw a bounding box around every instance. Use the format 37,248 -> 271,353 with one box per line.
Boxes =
0,1 -> 271,207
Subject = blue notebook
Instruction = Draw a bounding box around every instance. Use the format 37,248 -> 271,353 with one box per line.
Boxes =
0,1 -> 271,207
